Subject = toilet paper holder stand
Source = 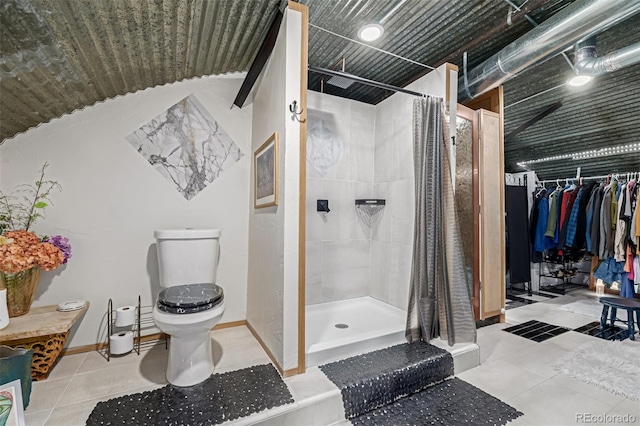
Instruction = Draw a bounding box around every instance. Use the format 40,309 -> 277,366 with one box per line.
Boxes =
106,296 -> 141,361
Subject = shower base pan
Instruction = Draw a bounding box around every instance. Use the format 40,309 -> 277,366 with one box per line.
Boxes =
306,297 -> 406,367
305,296 -> 480,373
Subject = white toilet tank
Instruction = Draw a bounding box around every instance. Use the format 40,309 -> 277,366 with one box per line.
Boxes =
154,229 -> 221,288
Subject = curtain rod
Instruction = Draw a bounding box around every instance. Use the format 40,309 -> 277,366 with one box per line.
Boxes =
308,66 -> 429,98
538,171 -> 639,184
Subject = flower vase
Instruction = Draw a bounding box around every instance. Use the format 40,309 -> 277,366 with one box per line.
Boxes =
0,289 -> 9,329
0,268 -> 41,317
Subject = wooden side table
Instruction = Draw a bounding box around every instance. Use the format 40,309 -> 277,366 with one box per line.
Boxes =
0,304 -> 89,380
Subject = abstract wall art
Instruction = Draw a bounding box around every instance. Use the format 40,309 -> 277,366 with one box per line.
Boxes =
126,95 -> 243,200
306,117 -> 344,177
254,132 -> 278,208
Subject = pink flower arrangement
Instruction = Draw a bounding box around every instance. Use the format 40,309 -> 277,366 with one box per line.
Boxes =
0,230 -> 65,273
0,163 -> 73,274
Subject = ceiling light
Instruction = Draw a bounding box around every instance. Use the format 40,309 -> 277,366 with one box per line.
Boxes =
517,142 -> 640,166
566,75 -> 593,87
358,24 -> 384,42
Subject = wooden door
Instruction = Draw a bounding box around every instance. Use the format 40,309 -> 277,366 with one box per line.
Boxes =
478,109 -> 505,319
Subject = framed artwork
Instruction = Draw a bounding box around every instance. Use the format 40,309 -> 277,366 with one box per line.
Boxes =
0,380 -> 25,426
254,132 -> 279,208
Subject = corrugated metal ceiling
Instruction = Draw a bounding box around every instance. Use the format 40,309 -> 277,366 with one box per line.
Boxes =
1,0 -> 638,180
0,0 -> 284,142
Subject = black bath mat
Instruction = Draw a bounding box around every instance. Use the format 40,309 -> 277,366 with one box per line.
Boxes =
351,377 -> 523,426
86,364 -> 293,425
319,341 -> 454,418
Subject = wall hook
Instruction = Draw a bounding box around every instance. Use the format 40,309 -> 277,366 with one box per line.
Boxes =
289,100 -> 305,123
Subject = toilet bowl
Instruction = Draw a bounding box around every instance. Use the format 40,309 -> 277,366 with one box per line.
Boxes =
152,294 -> 225,387
152,229 -> 225,387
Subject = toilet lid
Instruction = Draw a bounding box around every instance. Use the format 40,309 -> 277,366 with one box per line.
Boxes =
157,283 -> 224,314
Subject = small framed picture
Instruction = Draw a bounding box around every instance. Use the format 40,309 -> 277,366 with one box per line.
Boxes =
0,379 -> 25,426
254,132 -> 279,208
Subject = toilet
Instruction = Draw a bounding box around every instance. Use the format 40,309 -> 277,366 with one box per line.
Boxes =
152,229 -> 226,387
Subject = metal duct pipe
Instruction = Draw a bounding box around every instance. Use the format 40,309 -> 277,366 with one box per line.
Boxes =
459,0 -> 640,100
574,37 -> 640,75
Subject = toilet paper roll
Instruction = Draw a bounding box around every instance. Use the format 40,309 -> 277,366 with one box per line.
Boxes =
109,331 -> 134,355
115,306 -> 136,327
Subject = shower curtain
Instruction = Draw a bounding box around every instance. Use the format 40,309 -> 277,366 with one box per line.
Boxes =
406,97 -> 477,346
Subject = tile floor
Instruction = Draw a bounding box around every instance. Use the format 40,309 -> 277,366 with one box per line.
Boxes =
23,288 -> 640,426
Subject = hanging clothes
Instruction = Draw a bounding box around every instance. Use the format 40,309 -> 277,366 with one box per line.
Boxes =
545,189 -> 559,239
534,195 -> 550,253
590,185 -> 604,256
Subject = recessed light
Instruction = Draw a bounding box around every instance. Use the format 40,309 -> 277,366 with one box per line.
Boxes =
358,24 -> 384,42
566,75 -> 593,87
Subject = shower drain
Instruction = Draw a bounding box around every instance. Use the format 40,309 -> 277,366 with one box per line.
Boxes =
335,323 -> 349,329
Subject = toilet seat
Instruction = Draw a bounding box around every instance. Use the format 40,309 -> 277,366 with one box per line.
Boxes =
157,283 -> 224,314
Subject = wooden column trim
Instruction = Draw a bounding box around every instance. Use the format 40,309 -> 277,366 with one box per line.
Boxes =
288,0 -> 308,376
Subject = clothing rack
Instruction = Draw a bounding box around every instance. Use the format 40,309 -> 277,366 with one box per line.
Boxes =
538,171 -> 639,185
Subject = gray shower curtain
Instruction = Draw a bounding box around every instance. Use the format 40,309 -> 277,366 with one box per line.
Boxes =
406,97 -> 477,345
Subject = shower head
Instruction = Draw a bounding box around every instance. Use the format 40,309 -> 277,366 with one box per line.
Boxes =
323,57 -> 355,89
326,74 -> 355,89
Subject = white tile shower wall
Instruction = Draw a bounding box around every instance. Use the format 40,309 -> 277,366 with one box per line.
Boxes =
369,65 -> 450,310
0,74 -> 252,348
306,91 -> 375,305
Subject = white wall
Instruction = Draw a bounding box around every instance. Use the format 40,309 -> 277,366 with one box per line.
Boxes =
370,64 -> 453,310
305,91 -> 375,305
247,8 -> 302,371
0,75 -> 252,348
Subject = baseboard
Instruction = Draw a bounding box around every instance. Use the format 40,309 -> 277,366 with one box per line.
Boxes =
246,320 -> 299,377
213,320 -> 247,330
60,333 -> 169,356
60,320 -> 247,356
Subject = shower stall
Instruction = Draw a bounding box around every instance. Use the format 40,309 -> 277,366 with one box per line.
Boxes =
303,63 -> 459,366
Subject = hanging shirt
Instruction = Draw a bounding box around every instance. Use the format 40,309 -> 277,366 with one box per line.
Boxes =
559,186 -> 580,248
545,190 -> 559,238
585,185 -> 599,253
599,185 -> 613,259
534,196 -> 550,253
636,187 -> 640,254
566,187 -> 585,248
614,183 -> 627,262
610,180 -> 618,231
590,185 -> 604,256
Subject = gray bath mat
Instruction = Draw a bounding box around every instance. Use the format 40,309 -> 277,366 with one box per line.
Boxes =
319,341 -> 454,418
86,364 -> 293,425
351,377 -> 523,426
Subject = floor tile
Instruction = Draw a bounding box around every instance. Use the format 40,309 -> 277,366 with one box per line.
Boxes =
46,352 -> 87,380
476,325 -> 537,364
503,320 -> 571,343
45,383 -> 163,426
328,420 -> 352,426
27,377 -> 71,412
24,408 -> 51,426
502,343 -> 566,379
285,366 -> 340,402
457,359 -> 547,401
607,398 -> 640,424
211,327 -> 272,373
56,352 -> 167,407
507,380 -> 617,426
547,374 -> 627,408
542,310 -> 595,329
540,330 -> 599,352
76,342 -> 167,374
